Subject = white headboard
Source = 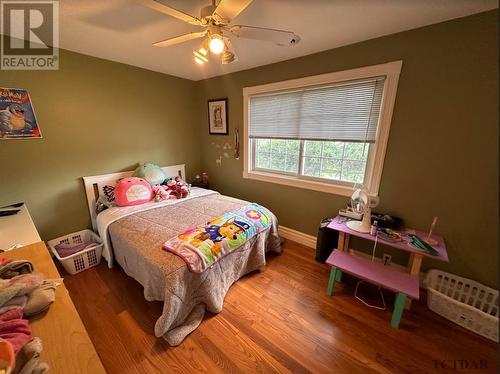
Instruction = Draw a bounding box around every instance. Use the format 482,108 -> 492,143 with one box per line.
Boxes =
82,164 -> 186,231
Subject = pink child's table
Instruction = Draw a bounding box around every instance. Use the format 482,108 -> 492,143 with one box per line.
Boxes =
325,216 -> 449,328
327,215 -> 448,276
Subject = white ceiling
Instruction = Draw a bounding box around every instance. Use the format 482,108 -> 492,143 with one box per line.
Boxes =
59,0 -> 498,81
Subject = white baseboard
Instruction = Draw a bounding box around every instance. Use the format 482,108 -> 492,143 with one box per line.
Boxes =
279,226 -> 317,248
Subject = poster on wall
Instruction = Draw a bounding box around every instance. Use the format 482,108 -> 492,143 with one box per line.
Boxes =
0,88 -> 41,139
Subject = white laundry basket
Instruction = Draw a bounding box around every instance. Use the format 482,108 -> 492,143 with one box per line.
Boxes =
47,229 -> 103,275
424,269 -> 498,342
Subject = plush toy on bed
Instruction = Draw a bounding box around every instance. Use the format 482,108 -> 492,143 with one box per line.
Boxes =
95,184 -> 116,214
163,178 -> 177,195
133,163 -> 166,186
175,176 -> 190,198
114,177 -> 153,206
152,185 -> 171,202
162,177 -> 190,199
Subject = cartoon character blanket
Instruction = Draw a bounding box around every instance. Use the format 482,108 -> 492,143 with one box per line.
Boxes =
163,203 -> 272,273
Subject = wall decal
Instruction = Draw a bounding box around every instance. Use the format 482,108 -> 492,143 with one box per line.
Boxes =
211,139 -> 235,166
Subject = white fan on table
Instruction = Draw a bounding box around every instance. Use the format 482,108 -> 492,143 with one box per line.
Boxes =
346,186 -> 379,233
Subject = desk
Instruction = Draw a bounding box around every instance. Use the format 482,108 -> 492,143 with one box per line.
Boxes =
326,216 -> 449,327
328,216 -> 448,276
0,204 -> 41,250
4,242 -> 106,374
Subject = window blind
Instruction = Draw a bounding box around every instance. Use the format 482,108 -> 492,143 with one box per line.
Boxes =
248,76 -> 386,143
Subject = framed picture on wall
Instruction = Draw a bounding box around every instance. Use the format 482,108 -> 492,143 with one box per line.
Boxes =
0,88 -> 41,139
208,98 -> 228,135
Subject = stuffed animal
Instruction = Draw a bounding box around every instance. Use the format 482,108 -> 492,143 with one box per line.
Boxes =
163,178 -> 177,195
96,195 -> 112,214
103,185 -> 115,203
163,177 -> 190,199
152,185 -> 171,202
175,176 -> 190,198
133,163 -> 166,186
114,177 -> 153,206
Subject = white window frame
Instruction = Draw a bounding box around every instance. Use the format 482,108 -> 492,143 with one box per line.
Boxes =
242,61 -> 402,197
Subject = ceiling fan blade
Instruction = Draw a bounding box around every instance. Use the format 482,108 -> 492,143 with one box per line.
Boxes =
221,37 -> 238,64
213,0 -> 253,23
153,31 -> 207,47
229,25 -> 300,46
140,0 -> 202,25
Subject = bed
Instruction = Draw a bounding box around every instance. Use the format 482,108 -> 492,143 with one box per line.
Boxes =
83,164 -> 281,345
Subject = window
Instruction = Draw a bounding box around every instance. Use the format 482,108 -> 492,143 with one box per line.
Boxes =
254,139 -> 370,184
243,61 -> 402,196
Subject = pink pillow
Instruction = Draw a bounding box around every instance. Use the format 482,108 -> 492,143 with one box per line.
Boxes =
114,177 -> 152,207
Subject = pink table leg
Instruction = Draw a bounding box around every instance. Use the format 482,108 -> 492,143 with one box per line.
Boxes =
338,232 -> 345,251
405,253 -> 423,309
337,232 -> 350,251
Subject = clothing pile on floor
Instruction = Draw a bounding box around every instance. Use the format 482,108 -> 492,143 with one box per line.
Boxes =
0,258 -> 61,374
53,242 -> 97,258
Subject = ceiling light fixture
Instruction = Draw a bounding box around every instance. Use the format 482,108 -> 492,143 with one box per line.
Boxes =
193,40 -> 209,64
208,34 -> 225,55
144,0 -> 300,65
221,50 -> 235,64
198,47 -> 208,56
199,39 -> 209,57
194,50 -> 207,59
193,50 -> 208,64
143,0 -> 301,67
221,37 -> 237,65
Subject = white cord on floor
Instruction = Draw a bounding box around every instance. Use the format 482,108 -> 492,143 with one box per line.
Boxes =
354,280 -> 387,310
355,232 -> 385,310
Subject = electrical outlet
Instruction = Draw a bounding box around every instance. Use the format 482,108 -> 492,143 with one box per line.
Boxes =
383,254 -> 392,266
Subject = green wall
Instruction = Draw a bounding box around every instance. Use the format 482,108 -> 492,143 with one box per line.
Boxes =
0,49 -> 200,240
195,10 -> 499,287
1,11 -> 497,287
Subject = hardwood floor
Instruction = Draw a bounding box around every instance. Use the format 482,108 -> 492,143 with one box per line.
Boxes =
63,240 -> 498,373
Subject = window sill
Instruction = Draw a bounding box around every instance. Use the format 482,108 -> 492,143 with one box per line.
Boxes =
243,170 -> 356,197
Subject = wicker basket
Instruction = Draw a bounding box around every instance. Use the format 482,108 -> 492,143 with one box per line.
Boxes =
47,229 -> 103,275
424,269 -> 498,342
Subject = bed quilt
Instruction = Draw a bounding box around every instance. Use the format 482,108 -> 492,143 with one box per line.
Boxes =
163,203 -> 272,273
103,190 -> 281,346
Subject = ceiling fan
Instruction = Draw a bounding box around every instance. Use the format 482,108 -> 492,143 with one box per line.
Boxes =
140,0 -> 300,65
